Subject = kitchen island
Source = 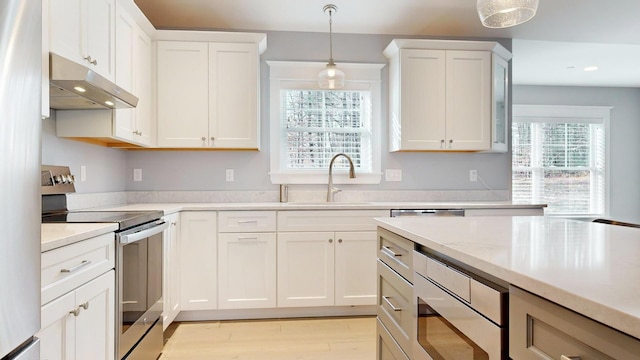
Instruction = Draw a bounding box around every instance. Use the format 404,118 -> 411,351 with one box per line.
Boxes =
374,215 -> 640,359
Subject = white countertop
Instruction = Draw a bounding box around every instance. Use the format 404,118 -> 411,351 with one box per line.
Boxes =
374,216 -> 640,339
86,201 -> 545,213
41,223 -> 118,252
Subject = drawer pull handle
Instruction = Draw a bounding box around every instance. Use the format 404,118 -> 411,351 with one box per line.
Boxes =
69,308 -> 81,317
561,356 -> 581,360
237,220 -> 258,224
61,260 -> 92,273
383,296 -> 402,311
382,246 -> 401,257
237,236 -> 258,240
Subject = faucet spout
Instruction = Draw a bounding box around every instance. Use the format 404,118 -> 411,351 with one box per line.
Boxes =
327,153 -> 356,202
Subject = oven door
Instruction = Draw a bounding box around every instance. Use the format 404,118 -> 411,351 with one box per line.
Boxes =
413,273 -> 504,360
117,221 -> 168,359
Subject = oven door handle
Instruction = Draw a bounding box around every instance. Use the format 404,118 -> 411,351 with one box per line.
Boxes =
119,221 -> 169,244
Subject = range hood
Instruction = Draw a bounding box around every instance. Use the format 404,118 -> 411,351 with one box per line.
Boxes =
49,53 -> 138,110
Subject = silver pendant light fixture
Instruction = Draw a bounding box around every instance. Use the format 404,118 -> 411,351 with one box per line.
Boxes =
318,4 -> 345,89
477,0 -> 539,28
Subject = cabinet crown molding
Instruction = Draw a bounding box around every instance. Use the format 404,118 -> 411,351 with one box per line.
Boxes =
384,39 -> 512,61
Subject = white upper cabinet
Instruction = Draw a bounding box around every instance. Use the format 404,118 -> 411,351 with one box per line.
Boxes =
50,0 -> 116,81
384,39 -> 511,152
114,3 -> 153,146
155,32 -> 266,149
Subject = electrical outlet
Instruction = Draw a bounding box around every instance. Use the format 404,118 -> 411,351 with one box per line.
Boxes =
469,170 -> 478,182
385,169 -> 402,182
225,169 -> 234,182
133,168 -> 142,182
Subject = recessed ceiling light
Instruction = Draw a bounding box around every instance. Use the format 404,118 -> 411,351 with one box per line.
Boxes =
567,66 -> 576,70
105,100 -> 115,106
583,66 -> 599,72
74,86 -> 86,93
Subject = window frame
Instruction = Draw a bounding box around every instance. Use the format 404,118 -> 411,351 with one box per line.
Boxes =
267,61 -> 384,184
512,105 -> 612,217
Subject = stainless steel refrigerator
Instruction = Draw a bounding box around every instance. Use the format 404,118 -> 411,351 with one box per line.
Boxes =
0,0 -> 42,359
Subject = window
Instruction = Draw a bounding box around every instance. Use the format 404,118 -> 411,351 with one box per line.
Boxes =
512,105 -> 611,216
268,61 -> 383,184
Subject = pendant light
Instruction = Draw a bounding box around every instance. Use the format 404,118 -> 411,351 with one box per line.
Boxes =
477,0 -> 539,28
318,4 -> 345,89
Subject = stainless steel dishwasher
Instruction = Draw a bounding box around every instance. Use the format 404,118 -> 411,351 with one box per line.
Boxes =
390,209 -> 465,217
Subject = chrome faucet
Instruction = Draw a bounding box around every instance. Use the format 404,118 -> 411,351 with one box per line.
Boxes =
327,153 -> 356,202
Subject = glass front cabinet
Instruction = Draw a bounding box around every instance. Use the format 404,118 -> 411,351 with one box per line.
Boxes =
490,53 -> 509,152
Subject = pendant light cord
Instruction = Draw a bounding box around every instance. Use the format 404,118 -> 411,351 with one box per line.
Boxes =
323,4 -> 337,66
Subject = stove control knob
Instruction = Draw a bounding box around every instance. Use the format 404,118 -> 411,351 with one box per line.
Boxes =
54,175 -> 63,184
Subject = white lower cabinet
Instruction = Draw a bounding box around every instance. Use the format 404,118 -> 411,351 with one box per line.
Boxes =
277,210 -> 388,308
277,231 -> 336,307
179,211 -> 217,310
217,211 -> 277,309
162,213 -> 181,330
218,232 -> 276,309
38,270 -> 115,360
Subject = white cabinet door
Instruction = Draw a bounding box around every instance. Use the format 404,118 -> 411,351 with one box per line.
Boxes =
277,232 -> 335,307
208,43 -> 260,149
38,270 -> 114,360
218,233 -> 276,309
445,50 -> 491,150
162,213 -> 180,330
335,231 -> 378,306
49,0 -> 83,66
49,0 -> 115,81
38,291 -> 75,360
74,271 -> 115,360
398,49 -> 446,151
84,0 -> 115,81
180,211 -> 217,310
157,41 -> 209,147
114,6 -> 153,146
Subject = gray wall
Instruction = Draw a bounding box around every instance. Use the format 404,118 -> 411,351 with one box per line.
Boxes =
42,113 -> 128,193
125,31 -> 513,192
513,85 -> 640,223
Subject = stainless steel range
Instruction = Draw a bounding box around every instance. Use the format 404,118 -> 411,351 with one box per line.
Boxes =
42,166 -> 168,360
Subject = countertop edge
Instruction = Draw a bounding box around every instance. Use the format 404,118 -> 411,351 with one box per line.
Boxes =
41,223 -> 118,252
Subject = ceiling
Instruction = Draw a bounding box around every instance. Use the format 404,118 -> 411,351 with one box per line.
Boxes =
134,0 -> 640,87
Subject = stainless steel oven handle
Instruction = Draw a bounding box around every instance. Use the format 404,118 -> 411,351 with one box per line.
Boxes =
119,221 -> 169,244
383,296 -> 403,311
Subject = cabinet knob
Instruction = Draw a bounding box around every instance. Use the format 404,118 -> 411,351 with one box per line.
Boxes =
338,238 -> 343,243
329,238 -> 333,243
84,56 -> 97,65
69,308 -> 81,317
79,302 -> 89,310
201,137 -> 206,141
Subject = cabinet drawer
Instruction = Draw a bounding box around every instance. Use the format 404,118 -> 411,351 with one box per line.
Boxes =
41,233 -> 115,305
378,228 -> 413,283
278,210 -> 388,232
218,211 -> 276,232
426,256 -> 470,302
377,318 -> 410,360
510,286 -> 640,360
377,260 -> 413,356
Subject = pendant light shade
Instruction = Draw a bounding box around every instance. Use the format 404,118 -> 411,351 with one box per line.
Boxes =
477,0 -> 539,28
318,4 -> 345,89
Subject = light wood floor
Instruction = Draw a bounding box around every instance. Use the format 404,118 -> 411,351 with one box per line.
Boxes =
160,316 -> 376,360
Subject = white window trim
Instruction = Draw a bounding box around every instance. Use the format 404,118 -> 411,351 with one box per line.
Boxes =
513,104 -> 612,217
267,61 -> 384,185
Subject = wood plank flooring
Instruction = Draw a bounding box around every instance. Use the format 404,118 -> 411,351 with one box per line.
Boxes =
160,316 -> 376,360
